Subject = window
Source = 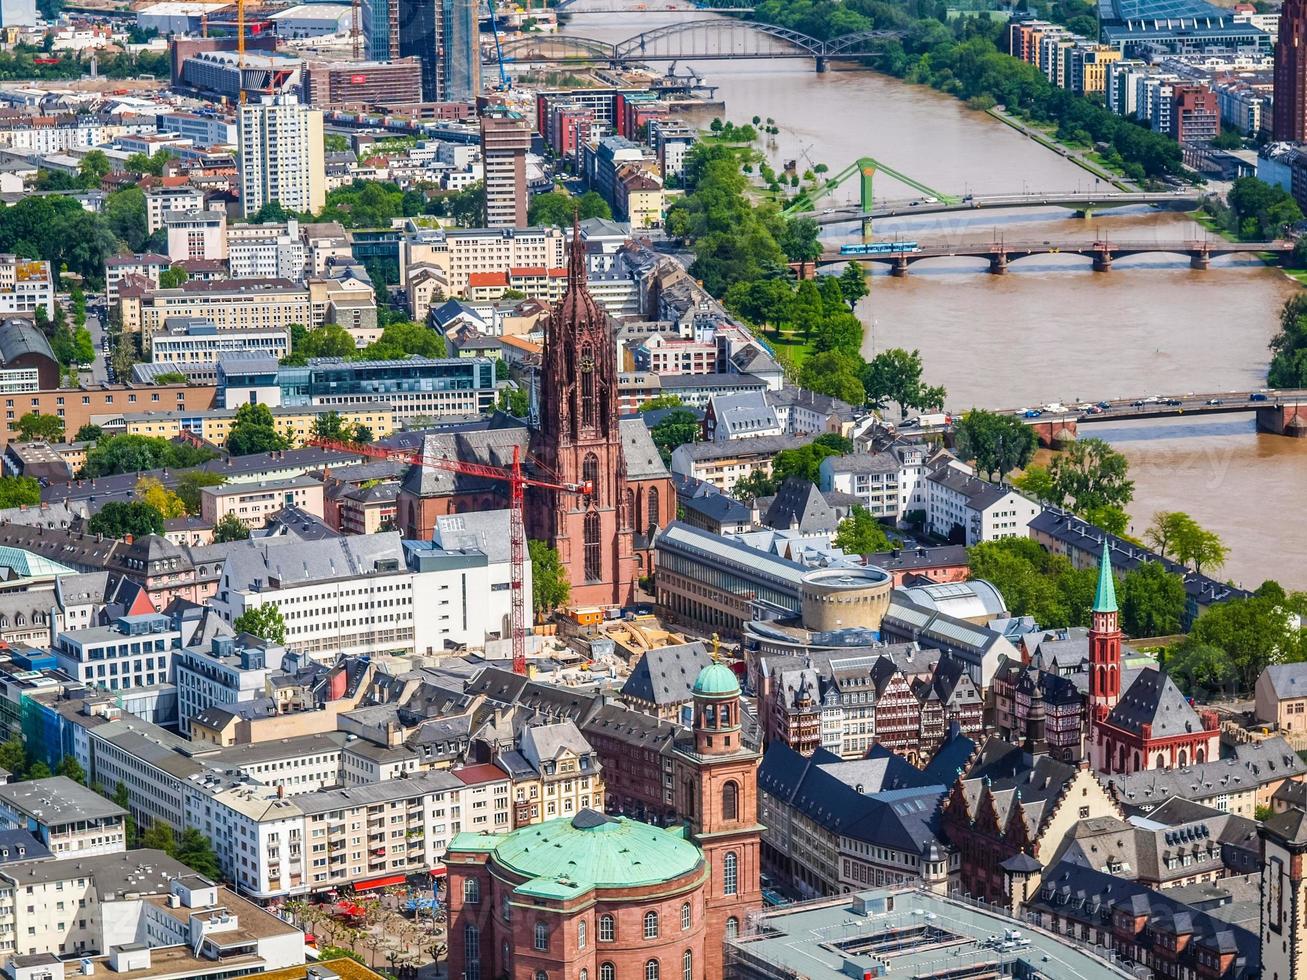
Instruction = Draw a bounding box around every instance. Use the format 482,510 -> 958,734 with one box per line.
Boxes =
647,486 -> 660,530
724,852 -> 738,896
584,511 -> 602,583
536,973 -> 548,980
464,923 -> 481,980
582,972 -> 589,980
600,965 -> 615,980
644,910 -> 659,939
683,950 -> 693,980
583,453 -> 600,505
645,960 -> 660,980
726,917 -> 739,939
681,903 -> 691,931
535,921 -> 549,951
463,878 -> 480,904
599,914 -> 615,942
722,782 -> 739,822
579,919 -> 586,949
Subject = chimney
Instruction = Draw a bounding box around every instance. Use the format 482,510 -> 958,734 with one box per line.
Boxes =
277,784 -> 285,799
125,534 -> 133,545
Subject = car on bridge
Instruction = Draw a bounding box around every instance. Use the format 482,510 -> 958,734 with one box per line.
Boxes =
1250,392 -> 1269,401
1206,398 -> 1223,405
1165,399 -> 1183,406
1022,409 -> 1042,418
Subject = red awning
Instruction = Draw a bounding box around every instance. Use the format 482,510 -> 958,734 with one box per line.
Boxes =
354,874 -> 407,893
429,864 -> 447,878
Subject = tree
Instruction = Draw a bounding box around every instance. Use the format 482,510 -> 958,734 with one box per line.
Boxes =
158,267 -> 188,289
104,187 -> 149,252
528,540 -> 569,617
1119,561 -> 1187,638
135,476 -> 186,519
638,395 -> 685,412
112,781 -> 136,843
173,827 -> 222,879
952,409 -> 1037,481
15,412 -> 63,442
1270,293 -> 1307,388
837,262 -> 868,309
0,476 -> 40,509
26,761 -> 51,780
777,217 -> 822,276
527,189 -> 612,227
731,469 -> 777,500
1166,641 -> 1237,699
77,150 -> 111,189
88,501 -> 164,539
226,403 -> 289,456
74,423 -> 103,443
312,411 -> 350,441
1047,438 -> 1134,514
1144,511 -> 1192,560
1013,465 -> 1057,503
0,737 -> 26,777
233,604 -> 287,644
497,387 -> 528,418
862,348 -> 946,418
1188,593 -> 1300,692
80,434 -> 218,477
150,371 -> 188,385
282,322 -> 356,365
770,434 -> 855,485
1173,523 -> 1228,577
212,512 -> 251,543
173,470 -> 225,514
57,756 -> 86,785
362,321 -> 446,360
798,349 -> 865,405
833,506 -> 893,556
649,409 -> 701,465
141,820 -> 175,852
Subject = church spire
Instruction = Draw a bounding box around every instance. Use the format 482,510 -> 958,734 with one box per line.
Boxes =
568,211 -> 586,286
1093,540 -> 1117,614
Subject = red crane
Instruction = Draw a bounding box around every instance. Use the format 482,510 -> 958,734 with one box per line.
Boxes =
308,437 -> 589,676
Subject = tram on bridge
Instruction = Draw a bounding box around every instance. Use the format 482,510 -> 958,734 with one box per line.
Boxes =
839,240 -> 922,256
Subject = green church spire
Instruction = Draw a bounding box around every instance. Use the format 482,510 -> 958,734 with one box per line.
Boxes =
1093,540 -> 1117,614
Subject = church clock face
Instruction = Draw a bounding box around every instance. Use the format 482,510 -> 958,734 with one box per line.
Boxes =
580,355 -> 595,372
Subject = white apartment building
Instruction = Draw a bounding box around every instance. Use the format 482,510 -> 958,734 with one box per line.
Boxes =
0,777 -> 127,858
150,319 -> 290,365
163,209 -> 228,263
924,463 -> 1041,546
146,186 -> 207,234
227,219 -> 308,280
0,256 -> 54,319
400,224 -> 567,298
104,252 -> 170,303
238,94 -> 326,217
0,857 -> 304,970
53,613 -> 181,692
174,633 -> 284,734
199,475 -> 325,529
819,443 -> 927,521
212,518 -> 523,658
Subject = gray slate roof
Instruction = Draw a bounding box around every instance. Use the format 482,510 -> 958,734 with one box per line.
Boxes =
620,642 -> 712,707
1106,667 -> 1203,739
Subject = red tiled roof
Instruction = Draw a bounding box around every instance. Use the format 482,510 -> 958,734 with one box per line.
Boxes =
453,762 -> 509,785
508,266 -> 547,276
467,272 -> 509,288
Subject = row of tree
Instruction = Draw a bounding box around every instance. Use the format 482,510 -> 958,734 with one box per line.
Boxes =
249,179 -> 486,231
282,321 -> 445,366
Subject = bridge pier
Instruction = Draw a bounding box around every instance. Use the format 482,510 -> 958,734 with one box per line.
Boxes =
1256,404 -> 1307,438
1190,250 -> 1210,271
815,56 -> 828,72
1074,209 -> 1093,220
1027,418 -> 1078,448
988,252 -> 1008,275
890,255 -> 910,278
1092,252 -> 1113,272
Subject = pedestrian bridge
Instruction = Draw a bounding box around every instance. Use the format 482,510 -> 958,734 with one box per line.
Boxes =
821,238 -> 1291,275
808,190 -> 1205,224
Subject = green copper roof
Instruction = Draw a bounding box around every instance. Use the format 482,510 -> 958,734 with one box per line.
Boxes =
692,662 -> 740,698
1093,541 -> 1117,614
0,546 -> 76,580
454,810 -> 703,895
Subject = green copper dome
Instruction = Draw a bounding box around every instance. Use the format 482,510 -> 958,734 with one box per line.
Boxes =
692,662 -> 740,698
460,810 -> 704,895
1094,541 -> 1118,614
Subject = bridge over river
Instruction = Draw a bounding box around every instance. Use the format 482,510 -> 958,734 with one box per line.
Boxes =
820,239 -> 1291,275
808,190 -> 1205,224
990,390 -> 1307,445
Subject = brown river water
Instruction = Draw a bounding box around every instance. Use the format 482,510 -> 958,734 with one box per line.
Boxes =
563,1 -> 1306,587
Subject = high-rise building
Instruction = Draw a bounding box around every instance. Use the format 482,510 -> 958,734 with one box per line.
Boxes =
1169,83 -> 1219,143
442,0 -> 481,100
1275,0 -> 1307,140
237,95 -> 326,218
390,0 -> 479,102
480,108 -> 530,227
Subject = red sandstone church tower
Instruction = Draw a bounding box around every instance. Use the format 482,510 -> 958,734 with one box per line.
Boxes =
1088,542 -> 1122,771
674,663 -> 762,977
534,218 -> 636,607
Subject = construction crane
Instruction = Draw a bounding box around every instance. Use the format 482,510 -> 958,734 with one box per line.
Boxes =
486,0 -> 511,89
351,0 -> 361,59
307,438 -> 590,676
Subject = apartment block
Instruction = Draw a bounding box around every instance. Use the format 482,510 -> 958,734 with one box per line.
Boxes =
200,475 -> 326,529
118,402 -> 399,446
227,219 -> 308,280
478,108 -> 530,227
0,777 -> 127,858
163,209 -> 228,264
400,224 -> 567,301
118,279 -> 312,347
0,256 -> 54,320
238,95 -> 326,217
145,186 -> 207,234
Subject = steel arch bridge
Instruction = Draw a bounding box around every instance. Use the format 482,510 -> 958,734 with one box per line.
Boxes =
490,20 -> 901,68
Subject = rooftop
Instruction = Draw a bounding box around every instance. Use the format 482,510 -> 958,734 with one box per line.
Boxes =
0,776 -> 127,825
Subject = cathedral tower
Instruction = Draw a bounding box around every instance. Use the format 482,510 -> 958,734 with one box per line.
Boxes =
533,216 -> 635,607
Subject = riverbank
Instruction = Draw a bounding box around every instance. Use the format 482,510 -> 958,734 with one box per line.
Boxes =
985,107 -> 1137,191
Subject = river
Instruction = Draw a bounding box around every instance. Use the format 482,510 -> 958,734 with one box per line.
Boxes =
560,1 -> 1306,588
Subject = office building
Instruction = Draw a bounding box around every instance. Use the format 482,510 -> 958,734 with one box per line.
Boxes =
302,58 -> 423,107
0,777 -> 128,857
479,108 -> 530,227
119,279 -> 312,347
400,223 -> 566,299
1276,0 -> 1307,139
145,186 -> 207,234
237,95 -> 326,218
150,318 -> 290,365
227,220 -> 307,280
53,613 -> 182,692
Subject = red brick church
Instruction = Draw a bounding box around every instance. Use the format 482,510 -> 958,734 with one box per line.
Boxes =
1087,543 -> 1220,774
395,219 -> 675,607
